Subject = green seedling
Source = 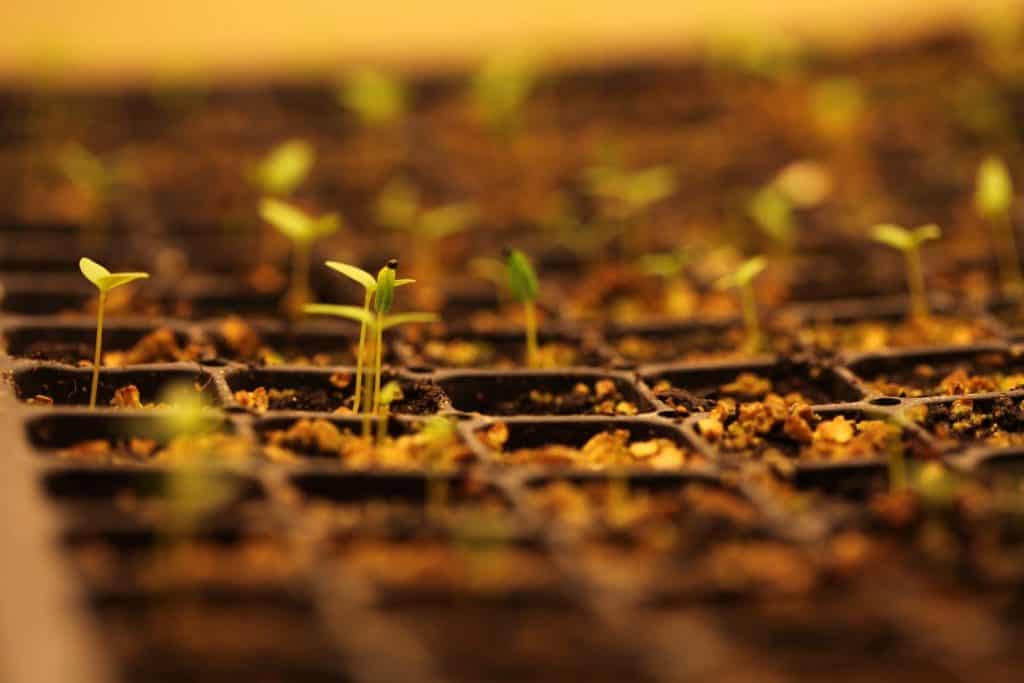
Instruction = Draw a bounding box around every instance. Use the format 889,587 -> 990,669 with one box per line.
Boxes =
811,77 -> 865,138
260,198 -> 341,315
159,383 -> 235,540
250,139 -> 314,196
339,68 -> 407,126
871,223 -> 942,320
322,260 -> 414,415
714,256 -> 767,353
505,249 -> 540,367
975,155 -> 1022,300
305,261 -> 437,433
58,144 -> 134,246
375,178 -> 477,240
79,258 -> 149,409
376,381 -> 403,444
471,54 -> 538,138
583,160 -> 675,254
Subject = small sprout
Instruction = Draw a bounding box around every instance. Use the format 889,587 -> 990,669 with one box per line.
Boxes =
251,139 -> 314,196
975,155 -> 1022,299
471,54 -> 538,138
305,261 -> 436,434
714,256 -> 767,353
504,249 -> 540,367
376,380 -> 404,444
375,177 -> 420,230
338,68 -> 407,126
375,177 -> 477,239
636,249 -> 690,279
58,143 -> 123,203
871,223 -> 942,320
260,198 -> 341,315
811,77 -> 865,137
583,159 -> 675,254
773,160 -> 832,208
79,258 -> 149,409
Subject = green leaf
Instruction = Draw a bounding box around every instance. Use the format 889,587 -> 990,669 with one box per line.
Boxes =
871,223 -> 915,251
505,249 -> 539,303
625,166 -> 676,207
253,140 -> 313,195
340,68 -> 407,125
79,257 -> 111,287
419,203 -> 477,240
381,312 -> 440,330
80,258 -> 148,293
96,272 -> 149,292
260,198 -> 313,243
375,178 -> 420,229
378,380 -> 404,406
976,155 -> 1013,218
325,261 -> 376,290
303,303 -> 375,326
314,213 -> 342,238
714,256 -> 766,290
374,263 -> 397,314
748,186 -> 795,244
394,278 -> 415,287
913,224 -> 942,244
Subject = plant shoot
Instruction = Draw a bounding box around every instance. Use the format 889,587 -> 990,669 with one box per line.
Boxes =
975,155 -> 1022,299
260,198 -> 341,315
871,223 -> 941,320
339,68 -> 407,126
714,256 -> 767,352
251,139 -> 314,196
79,258 -> 149,409
505,249 -> 540,366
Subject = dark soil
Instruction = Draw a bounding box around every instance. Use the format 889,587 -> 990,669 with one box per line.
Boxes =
248,380 -> 444,415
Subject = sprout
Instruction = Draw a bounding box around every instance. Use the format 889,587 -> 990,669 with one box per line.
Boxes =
812,77 -> 865,137
250,139 -> 314,196
471,54 -> 538,138
260,198 -> 341,315
79,258 -> 149,409
504,249 -> 540,367
376,380 -> 404,444
375,177 -> 477,239
58,144 -> 133,242
305,261 -> 436,434
583,160 -> 675,254
871,223 -> 942,320
714,256 -> 766,352
975,155 -> 1022,299
339,68 -> 407,126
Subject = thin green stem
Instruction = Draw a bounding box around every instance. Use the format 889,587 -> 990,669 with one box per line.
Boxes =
89,292 -> 106,409
289,240 -> 310,316
372,312 -> 384,416
992,213 -> 1024,300
353,290 -> 371,414
905,247 -> 929,320
376,407 -> 388,445
739,284 -> 762,353
524,300 -> 538,367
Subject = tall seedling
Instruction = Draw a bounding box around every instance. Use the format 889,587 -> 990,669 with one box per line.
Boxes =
714,256 -> 767,353
260,198 -> 341,316
871,223 -> 941,320
79,258 -> 149,408
505,249 -> 540,367
975,155 -> 1022,300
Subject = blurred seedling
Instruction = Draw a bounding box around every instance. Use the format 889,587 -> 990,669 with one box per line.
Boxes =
58,143 -> 134,245
376,381 -> 404,444
714,256 -> 767,353
470,53 -> 538,139
158,383 -> 237,540
505,249 -> 541,367
583,157 -> 675,255
975,155 -> 1022,300
260,198 -> 341,316
376,177 -> 478,241
871,223 -> 942,320
422,417 -> 460,517
79,258 -> 149,409
811,77 -> 865,138
321,260 -> 414,418
749,161 -> 831,255
306,261 -> 437,436
338,68 -> 407,126
250,139 -> 314,197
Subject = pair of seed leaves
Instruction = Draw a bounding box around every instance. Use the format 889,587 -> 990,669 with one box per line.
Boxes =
305,261 -> 437,329
79,258 -> 149,293
260,197 -> 341,243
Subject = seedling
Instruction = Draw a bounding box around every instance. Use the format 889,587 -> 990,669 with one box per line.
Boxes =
260,198 -> 341,315
78,258 -> 149,409
58,143 -> 133,245
322,260 -> 413,415
583,159 -> 675,254
975,155 -> 1022,299
375,178 -> 477,240
470,54 -> 538,138
250,139 -> 314,196
305,261 -> 437,433
714,256 -> 766,353
505,249 -> 540,367
748,186 -> 796,253
376,381 -> 403,444
422,417 -> 459,516
871,223 -> 942,320
339,68 -> 407,126
749,161 -> 831,254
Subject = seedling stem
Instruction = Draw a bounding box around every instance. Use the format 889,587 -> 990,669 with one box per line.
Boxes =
871,223 -> 941,321
714,256 -> 766,353
505,249 -> 540,366
976,156 -> 1022,300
